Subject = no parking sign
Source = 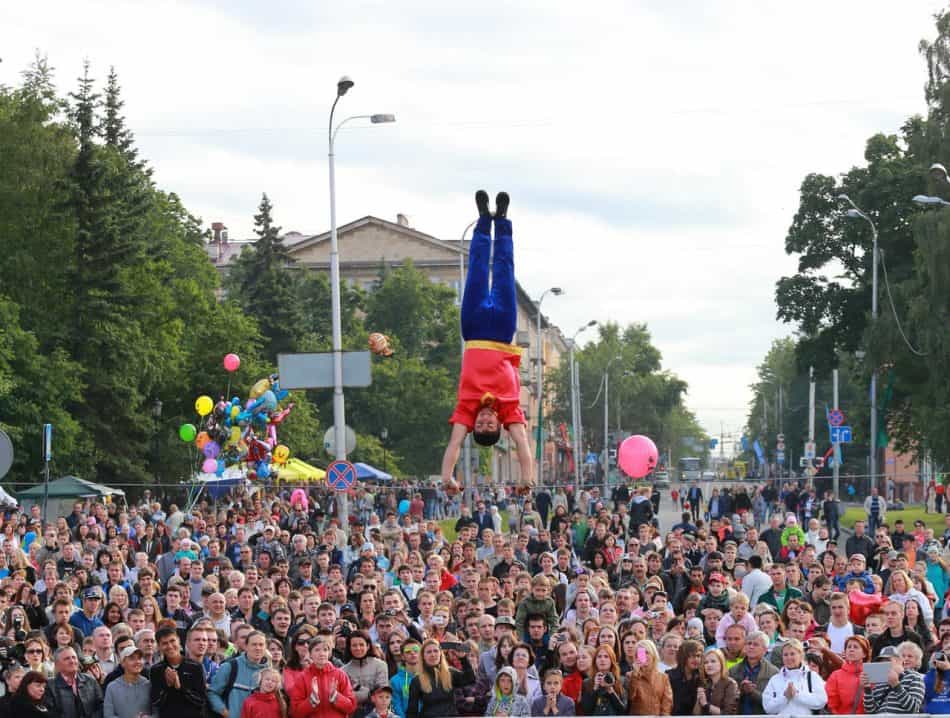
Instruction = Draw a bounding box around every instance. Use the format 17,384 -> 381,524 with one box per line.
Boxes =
326,460 -> 357,492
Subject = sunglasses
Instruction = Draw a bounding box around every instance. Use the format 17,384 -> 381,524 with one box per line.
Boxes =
402,646 -> 421,654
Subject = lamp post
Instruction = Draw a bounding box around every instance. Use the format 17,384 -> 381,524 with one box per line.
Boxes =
603,354 -> 623,495
328,75 -> 395,522
913,194 -> 950,207
838,194 -> 879,492
458,220 -> 476,504
380,427 -> 389,475
570,321 -> 596,487
535,287 -> 563,488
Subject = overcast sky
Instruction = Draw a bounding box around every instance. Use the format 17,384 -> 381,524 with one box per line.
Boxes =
4,1 -> 943,449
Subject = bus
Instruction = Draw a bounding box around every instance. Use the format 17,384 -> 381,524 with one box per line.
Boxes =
678,457 -> 702,482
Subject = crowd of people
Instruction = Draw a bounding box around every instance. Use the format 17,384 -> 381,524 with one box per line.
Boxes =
0,477 -> 949,717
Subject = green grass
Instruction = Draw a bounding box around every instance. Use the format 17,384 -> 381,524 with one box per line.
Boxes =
439,510 -> 510,542
842,505 -> 946,532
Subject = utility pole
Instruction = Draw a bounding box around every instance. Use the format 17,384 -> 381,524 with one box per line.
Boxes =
807,366 -> 816,487
833,368 -> 840,499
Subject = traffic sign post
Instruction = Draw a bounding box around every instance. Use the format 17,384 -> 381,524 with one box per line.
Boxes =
828,409 -> 845,427
326,460 -> 357,493
804,441 -> 816,460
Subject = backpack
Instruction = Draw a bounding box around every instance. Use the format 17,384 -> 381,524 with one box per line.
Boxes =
211,657 -> 240,718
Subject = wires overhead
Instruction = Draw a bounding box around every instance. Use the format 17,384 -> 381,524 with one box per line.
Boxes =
879,249 -> 928,357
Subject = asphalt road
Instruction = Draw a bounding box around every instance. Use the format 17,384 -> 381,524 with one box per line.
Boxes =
653,479 -> 758,533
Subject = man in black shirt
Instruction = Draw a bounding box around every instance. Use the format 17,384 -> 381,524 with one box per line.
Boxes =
150,626 -> 207,718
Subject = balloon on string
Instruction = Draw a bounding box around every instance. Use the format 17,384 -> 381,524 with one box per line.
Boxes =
223,353 -> 241,373
195,431 -> 211,450
178,424 -> 197,443
617,434 -> 659,478
203,441 -> 220,459
398,499 -> 410,515
195,395 -> 214,416
201,458 -> 217,473
272,445 -> 290,464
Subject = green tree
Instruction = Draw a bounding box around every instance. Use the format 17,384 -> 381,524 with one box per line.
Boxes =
227,194 -> 303,360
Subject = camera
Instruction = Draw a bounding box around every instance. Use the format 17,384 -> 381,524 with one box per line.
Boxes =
0,637 -> 23,668
384,609 -> 398,617
935,652 -> 947,664
602,673 -> 614,686
80,654 -> 98,670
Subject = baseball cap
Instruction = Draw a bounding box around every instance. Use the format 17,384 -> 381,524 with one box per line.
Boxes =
876,646 -> 899,660
928,545 -> 941,555
372,685 -> 393,696
887,550 -> 900,561
340,603 -> 357,614
361,543 -> 375,553
119,645 -> 143,662
849,553 -> 866,562
708,572 -> 726,584
495,616 -> 516,628
82,588 -> 102,600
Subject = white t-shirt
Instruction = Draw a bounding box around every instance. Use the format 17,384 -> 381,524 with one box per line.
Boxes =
826,621 -> 855,654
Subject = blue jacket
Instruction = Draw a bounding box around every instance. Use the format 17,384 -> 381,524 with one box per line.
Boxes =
925,669 -> 950,714
835,570 -> 874,594
391,666 -> 415,718
208,653 -> 266,717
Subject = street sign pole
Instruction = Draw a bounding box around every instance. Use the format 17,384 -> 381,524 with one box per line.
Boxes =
833,369 -> 840,499
42,423 -> 52,525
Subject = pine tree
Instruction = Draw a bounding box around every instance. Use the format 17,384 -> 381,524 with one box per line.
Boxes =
100,66 -> 143,170
228,194 -> 303,359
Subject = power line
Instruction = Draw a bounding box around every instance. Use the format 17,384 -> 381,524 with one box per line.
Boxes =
879,249 -> 927,357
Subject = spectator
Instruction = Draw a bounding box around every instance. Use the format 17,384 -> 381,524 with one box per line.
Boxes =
11,671 -> 51,718
484,666 -> 530,717
625,639 -> 671,715
762,638 -> 827,715
406,639 -> 474,718
825,635 -> 870,714
103,645 -> 153,718
862,643 -> 925,714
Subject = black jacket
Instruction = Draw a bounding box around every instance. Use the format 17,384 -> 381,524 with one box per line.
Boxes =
44,672 -> 103,718
149,657 -> 207,718
667,667 -> 701,717
406,661 -> 475,718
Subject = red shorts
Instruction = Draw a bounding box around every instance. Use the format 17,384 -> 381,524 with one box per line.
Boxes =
449,398 -> 525,431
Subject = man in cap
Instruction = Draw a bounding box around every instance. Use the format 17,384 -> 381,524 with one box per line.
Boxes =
70,587 -> 105,637
103,645 -> 152,718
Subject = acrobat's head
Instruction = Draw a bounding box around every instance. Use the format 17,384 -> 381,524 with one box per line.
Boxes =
472,406 -> 501,447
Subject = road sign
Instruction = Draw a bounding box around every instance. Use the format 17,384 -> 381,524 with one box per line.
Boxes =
776,441 -> 786,451
804,441 -> 816,459
776,450 -> 785,464
777,433 -> 785,442
828,409 -> 845,427
585,452 -> 599,465
324,426 -> 357,455
830,426 -> 853,444
278,351 -> 372,389
326,460 -> 357,492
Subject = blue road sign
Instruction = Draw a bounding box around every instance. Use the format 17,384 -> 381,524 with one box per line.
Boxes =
326,460 -> 357,492
828,409 -> 845,427
776,450 -> 785,464
585,452 -> 599,465
830,426 -> 853,444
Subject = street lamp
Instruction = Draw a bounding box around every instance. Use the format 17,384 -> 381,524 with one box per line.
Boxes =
535,287 -> 563,488
930,163 -> 949,183
838,193 -> 880,492
328,75 -> 395,522
570,320 -> 597,486
380,427 -> 389,475
603,354 -> 623,495
913,194 -> 950,207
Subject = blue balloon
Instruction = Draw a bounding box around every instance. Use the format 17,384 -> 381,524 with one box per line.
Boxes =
257,462 -> 271,479
398,499 -> 410,515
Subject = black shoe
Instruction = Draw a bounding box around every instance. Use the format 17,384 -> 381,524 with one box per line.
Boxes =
495,191 -> 510,219
475,190 -> 490,217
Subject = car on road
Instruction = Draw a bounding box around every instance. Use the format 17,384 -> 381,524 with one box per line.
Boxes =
701,470 -> 717,481
653,471 -> 671,488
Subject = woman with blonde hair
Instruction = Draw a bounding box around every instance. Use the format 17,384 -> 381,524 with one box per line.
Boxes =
407,638 -> 475,718
580,644 -> 625,715
138,595 -> 162,631
626,639 -> 672,715
889,569 -> 934,624
696,648 -> 739,715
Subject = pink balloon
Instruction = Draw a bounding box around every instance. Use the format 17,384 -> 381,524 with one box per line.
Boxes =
618,435 -> 659,478
223,353 -> 241,372
201,458 -> 218,474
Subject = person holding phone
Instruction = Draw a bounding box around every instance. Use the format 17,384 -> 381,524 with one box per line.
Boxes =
625,639 -> 672,715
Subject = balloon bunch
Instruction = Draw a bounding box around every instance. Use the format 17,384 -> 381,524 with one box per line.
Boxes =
179,354 -> 296,481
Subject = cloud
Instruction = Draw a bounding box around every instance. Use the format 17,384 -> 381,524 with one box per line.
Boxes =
1,0 -> 943,443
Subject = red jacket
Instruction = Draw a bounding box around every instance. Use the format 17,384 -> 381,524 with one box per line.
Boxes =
241,691 -> 283,718
289,661 -> 357,718
561,669 -> 583,707
825,661 -> 864,715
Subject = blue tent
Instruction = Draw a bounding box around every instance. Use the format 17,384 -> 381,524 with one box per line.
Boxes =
354,462 -> 392,481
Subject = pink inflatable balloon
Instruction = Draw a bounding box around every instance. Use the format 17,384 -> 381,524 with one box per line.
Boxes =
290,488 -> 309,512
618,435 -> 659,478
223,353 -> 241,372
201,458 -> 218,474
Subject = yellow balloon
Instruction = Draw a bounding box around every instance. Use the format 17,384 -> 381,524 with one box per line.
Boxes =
228,427 -> 241,446
195,395 -> 214,416
249,378 -> 271,399
230,405 -> 240,420
273,444 -> 290,465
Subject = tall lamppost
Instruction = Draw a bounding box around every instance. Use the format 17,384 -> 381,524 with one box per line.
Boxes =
380,427 -> 389,475
603,354 -> 623,495
570,320 -> 596,486
328,76 -> 394,522
534,287 -> 563,488
838,194 -> 879,492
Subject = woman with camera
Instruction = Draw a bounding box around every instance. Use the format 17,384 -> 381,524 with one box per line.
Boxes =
925,646 -> 950,712
406,638 -> 475,718
579,645 -> 625,715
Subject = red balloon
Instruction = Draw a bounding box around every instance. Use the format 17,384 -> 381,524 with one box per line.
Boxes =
618,435 -> 659,478
223,353 -> 241,372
